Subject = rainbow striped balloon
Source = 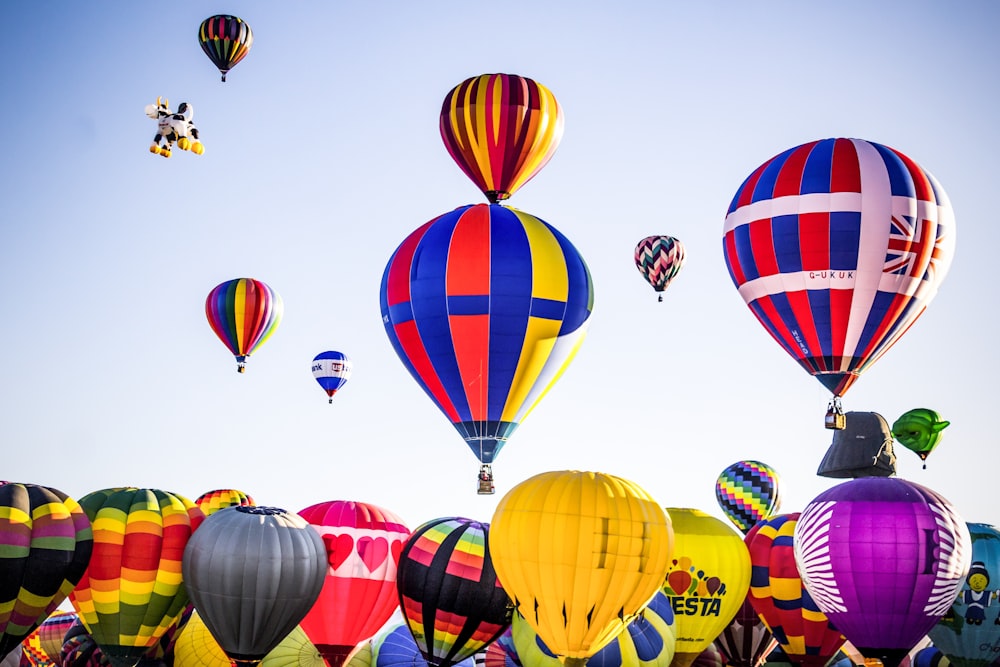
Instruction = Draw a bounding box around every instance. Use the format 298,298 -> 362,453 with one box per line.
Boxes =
69,488 -> 204,667
194,488 -> 256,516
205,278 -> 283,373
440,73 -> 564,203
715,460 -> 782,534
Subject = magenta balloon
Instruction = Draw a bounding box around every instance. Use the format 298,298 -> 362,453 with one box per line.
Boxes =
793,478 -> 972,667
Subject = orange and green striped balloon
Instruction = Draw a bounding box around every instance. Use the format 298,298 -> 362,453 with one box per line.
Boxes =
69,488 -> 204,667
194,489 -> 255,517
0,482 -> 92,662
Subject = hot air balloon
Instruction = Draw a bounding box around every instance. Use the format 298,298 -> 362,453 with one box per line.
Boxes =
440,73 -> 563,203
635,236 -> 686,302
173,611 -> 327,667
205,278 -> 283,373
69,488 -> 203,667
0,646 -> 19,667
483,628 -> 520,667
510,591 -> 677,667
372,623 -> 476,667
0,483 -> 92,661
198,15 -> 253,82
312,352 -> 353,404
928,523 -> 1000,667
662,508 -> 752,667
714,461 -> 782,535
746,514 -> 846,667
380,204 -> 593,491
713,595 -> 777,667
891,409 -> 950,468
194,488 -> 256,516
794,478 -> 972,667
396,517 -> 511,667
489,470 -> 673,666
60,620 -> 112,667
297,501 -> 410,667
21,610 -> 78,666
722,138 -> 955,429
183,506 -> 327,667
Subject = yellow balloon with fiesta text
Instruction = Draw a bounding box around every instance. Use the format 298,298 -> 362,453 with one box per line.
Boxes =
662,508 -> 751,667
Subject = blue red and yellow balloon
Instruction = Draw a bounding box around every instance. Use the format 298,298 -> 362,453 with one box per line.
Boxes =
794,478 -> 972,667
635,235 -> 686,302
722,138 -> 955,401
205,277 -> 283,373
69,488 -> 203,667
297,501 -> 410,667
715,460 -> 782,535
380,204 -> 593,466
490,471 -> 673,666
746,513 -> 845,667
396,517 -> 511,667
440,73 -> 563,203
0,483 -> 92,661
198,15 -> 252,82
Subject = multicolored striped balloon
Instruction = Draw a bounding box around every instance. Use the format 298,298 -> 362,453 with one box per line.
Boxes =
69,488 -> 204,667
794,478 -> 972,667
746,513 -> 845,667
0,483 -> 92,662
380,204 -> 593,466
715,460 -> 782,534
297,501 -> 410,667
21,610 -> 78,666
440,73 -> 564,203
396,517 -> 511,667
634,235 -> 686,302
723,138 -> 955,400
198,15 -> 253,82
205,278 -> 283,373
194,488 -> 255,516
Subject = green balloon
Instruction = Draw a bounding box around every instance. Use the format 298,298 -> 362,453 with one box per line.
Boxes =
891,408 -> 950,461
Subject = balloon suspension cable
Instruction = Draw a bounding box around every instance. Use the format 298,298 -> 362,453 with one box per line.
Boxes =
824,396 -> 845,430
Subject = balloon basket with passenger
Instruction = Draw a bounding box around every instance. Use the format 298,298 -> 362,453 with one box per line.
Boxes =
825,396 -> 846,430
477,465 -> 495,495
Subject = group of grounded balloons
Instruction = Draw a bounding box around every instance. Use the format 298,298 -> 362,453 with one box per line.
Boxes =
1,470 -> 997,667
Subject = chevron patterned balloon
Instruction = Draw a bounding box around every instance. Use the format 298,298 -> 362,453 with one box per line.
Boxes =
715,460 -> 782,534
635,235 -> 686,301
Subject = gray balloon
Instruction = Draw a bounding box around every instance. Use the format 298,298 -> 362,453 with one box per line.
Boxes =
182,506 -> 327,665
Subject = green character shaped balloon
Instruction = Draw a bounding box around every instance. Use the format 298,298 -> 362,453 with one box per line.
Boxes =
891,408 -> 950,468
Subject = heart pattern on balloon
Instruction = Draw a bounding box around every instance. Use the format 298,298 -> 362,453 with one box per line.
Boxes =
323,533 -> 354,570
358,536 -> 388,572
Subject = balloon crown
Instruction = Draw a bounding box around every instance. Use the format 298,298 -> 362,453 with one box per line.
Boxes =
236,505 -> 287,516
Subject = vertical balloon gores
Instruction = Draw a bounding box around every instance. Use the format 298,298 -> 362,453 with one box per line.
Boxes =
722,138 -> 955,428
206,278 -> 283,373
380,204 -> 593,490
440,73 -> 564,204
198,15 -> 253,82
635,235 -> 686,302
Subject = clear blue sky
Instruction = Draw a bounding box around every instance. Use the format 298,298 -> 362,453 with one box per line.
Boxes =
1,2 -> 997,532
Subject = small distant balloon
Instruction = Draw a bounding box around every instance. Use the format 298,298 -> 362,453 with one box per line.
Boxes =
198,15 -> 253,82
891,408 -> 949,467
714,460 -> 781,534
312,351 -> 353,404
194,488 -> 255,516
635,235 -> 686,302
205,278 -> 283,373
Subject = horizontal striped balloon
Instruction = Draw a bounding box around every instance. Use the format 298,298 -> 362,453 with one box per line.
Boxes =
380,204 -> 593,465
194,488 -> 256,516
440,73 -> 563,203
723,138 -> 954,398
715,460 -> 782,534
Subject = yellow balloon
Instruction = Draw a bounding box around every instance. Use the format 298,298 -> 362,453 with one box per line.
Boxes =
490,470 -> 674,666
174,611 -> 326,667
660,508 -> 751,667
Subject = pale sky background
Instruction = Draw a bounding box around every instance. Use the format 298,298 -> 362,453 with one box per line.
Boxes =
1,2 -> 997,538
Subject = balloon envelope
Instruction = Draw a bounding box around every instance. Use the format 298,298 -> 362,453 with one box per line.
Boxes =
927,523 -> 1000,667
793,478 -> 972,667
297,501 -> 410,667
662,508 -> 752,667
372,623 -> 475,667
396,517 -> 511,667
714,460 -> 782,535
205,277 -> 283,372
722,138 -> 955,398
713,594 -> 777,667
312,351 -> 354,402
0,483 -> 92,661
198,15 -> 253,81
440,73 -> 563,203
182,506 -> 327,666
891,409 -> 950,463
490,470 -> 673,663
635,235 -> 686,299
194,488 -> 256,516
380,204 -> 593,465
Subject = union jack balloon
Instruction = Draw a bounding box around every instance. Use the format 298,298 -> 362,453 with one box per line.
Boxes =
635,235 -> 686,302
722,138 -> 955,403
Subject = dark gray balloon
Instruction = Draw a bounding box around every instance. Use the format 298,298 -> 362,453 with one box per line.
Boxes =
182,506 -> 326,666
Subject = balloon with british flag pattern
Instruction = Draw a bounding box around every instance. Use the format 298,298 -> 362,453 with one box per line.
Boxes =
722,138 -> 955,403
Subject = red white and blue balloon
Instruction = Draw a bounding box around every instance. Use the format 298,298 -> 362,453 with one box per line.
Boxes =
793,478 -> 971,667
312,351 -> 353,404
722,138 -> 955,398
